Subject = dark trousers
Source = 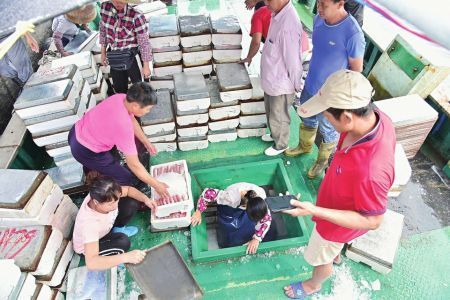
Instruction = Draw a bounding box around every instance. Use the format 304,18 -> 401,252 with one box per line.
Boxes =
98,232 -> 130,256
68,126 -> 144,225
110,56 -> 142,94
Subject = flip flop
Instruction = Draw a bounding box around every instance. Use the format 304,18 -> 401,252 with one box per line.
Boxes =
284,281 -> 318,299
333,254 -> 343,266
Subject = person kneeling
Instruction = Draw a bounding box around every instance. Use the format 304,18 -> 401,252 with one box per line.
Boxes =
72,177 -> 157,270
191,182 -> 276,254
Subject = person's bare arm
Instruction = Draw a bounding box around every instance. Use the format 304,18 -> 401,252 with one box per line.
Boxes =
241,32 -> 262,66
285,200 -> 384,230
348,56 -> 363,72
121,185 -> 157,211
125,155 -> 169,197
84,241 -> 146,271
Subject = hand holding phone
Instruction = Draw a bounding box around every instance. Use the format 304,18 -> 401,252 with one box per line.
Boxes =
266,195 -> 297,213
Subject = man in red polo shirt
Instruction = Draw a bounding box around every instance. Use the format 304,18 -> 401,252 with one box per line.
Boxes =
283,70 -> 396,299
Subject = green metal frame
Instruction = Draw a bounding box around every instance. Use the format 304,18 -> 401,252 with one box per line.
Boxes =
190,159 -> 310,263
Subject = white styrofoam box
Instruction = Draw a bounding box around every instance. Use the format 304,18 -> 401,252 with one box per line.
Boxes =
176,97 -> 210,112
153,142 -> 177,152
148,132 -> 177,143
183,64 -> 213,75
51,51 -> 97,79
180,34 -> 212,48
177,124 -> 208,138
53,290 -> 65,300
150,210 -> 191,230
209,117 -> 240,131
153,50 -> 182,64
38,241 -> 74,287
58,253 -> 81,293
212,34 -> 242,46
178,138 -> 209,151
346,209 -> 404,274
220,88 -> 252,102
150,160 -> 193,218
142,122 -> 175,136
250,76 -> 264,99
34,131 -> 69,147
150,79 -> 174,90
88,69 -> 103,90
87,93 -> 96,111
388,144 -> 412,197
176,112 -> 209,127
153,64 -> 183,77
237,127 -> 266,138
0,260 -> 21,298
239,114 -> 267,128
51,195 -> 79,239
212,48 -> 242,63
27,115 -> 80,138
136,1 -> 166,14
47,146 -> 71,158
208,129 -> 238,143
209,105 -> 240,121
240,100 -> 265,115
36,284 -> 52,300
150,35 -> 181,49
17,272 -> 37,299
54,157 -> 78,168
31,229 -> 64,277
0,176 -> 60,219
182,50 -> 213,67
144,8 -> 169,20
93,79 -> 108,103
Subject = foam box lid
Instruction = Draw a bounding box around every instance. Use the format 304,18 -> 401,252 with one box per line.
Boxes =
141,90 -> 174,125
14,79 -> 73,109
148,14 -> 179,37
25,65 -> 78,88
211,15 -> 241,34
0,170 -> 46,209
179,15 -> 211,36
207,78 -> 239,108
173,73 -> 209,101
216,63 -> 252,92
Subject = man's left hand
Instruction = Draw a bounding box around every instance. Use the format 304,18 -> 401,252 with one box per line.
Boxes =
283,199 -> 316,217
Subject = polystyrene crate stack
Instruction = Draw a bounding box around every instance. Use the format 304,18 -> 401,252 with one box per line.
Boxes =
238,75 -> 268,138
141,90 -> 177,152
179,15 -> 213,75
206,77 -> 239,142
374,94 -> 438,158
135,0 -> 168,20
51,51 -> 107,103
149,14 -> 182,82
15,65 -> 90,167
173,73 -> 211,151
0,169 -> 80,295
149,160 -> 193,231
211,15 -> 243,66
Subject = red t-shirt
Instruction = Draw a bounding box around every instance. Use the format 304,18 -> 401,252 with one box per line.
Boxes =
250,6 -> 272,40
313,110 -> 396,243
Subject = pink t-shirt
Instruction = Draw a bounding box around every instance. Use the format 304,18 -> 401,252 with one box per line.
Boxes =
75,94 -> 137,155
72,195 -> 118,254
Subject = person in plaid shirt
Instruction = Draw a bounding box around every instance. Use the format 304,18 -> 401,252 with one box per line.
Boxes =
100,0 -> 152,93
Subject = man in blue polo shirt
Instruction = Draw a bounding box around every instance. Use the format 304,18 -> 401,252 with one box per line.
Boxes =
286,0 -> 365,179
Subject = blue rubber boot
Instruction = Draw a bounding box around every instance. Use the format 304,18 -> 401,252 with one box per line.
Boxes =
112,226 -> 139,237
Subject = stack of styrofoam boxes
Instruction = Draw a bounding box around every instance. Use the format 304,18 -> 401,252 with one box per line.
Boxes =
149,14 -> 182,87
179,15 -> 213,75
135,0 -> 168,21
173,73 -> 210,151
45,162 -> 86,194
149,160 -> 193,231
206,77 -> 240,142
211,15 -> 243,67
66,266 -> 117,300
0,169 -> 79,297
374,94 -> 438,158
51,51 -> 107,105
388,144 -> 412,197
238,76 -> 268,138
15,65 -> 89,167
141,89 -> 178,153
215,63 -> 266,138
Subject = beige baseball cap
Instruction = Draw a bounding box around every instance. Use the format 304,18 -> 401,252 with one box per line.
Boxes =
297,70 -> 374,118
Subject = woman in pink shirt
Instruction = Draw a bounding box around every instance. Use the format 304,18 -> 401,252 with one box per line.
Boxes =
69,82 -> 169,233
73,177 -> 157,270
